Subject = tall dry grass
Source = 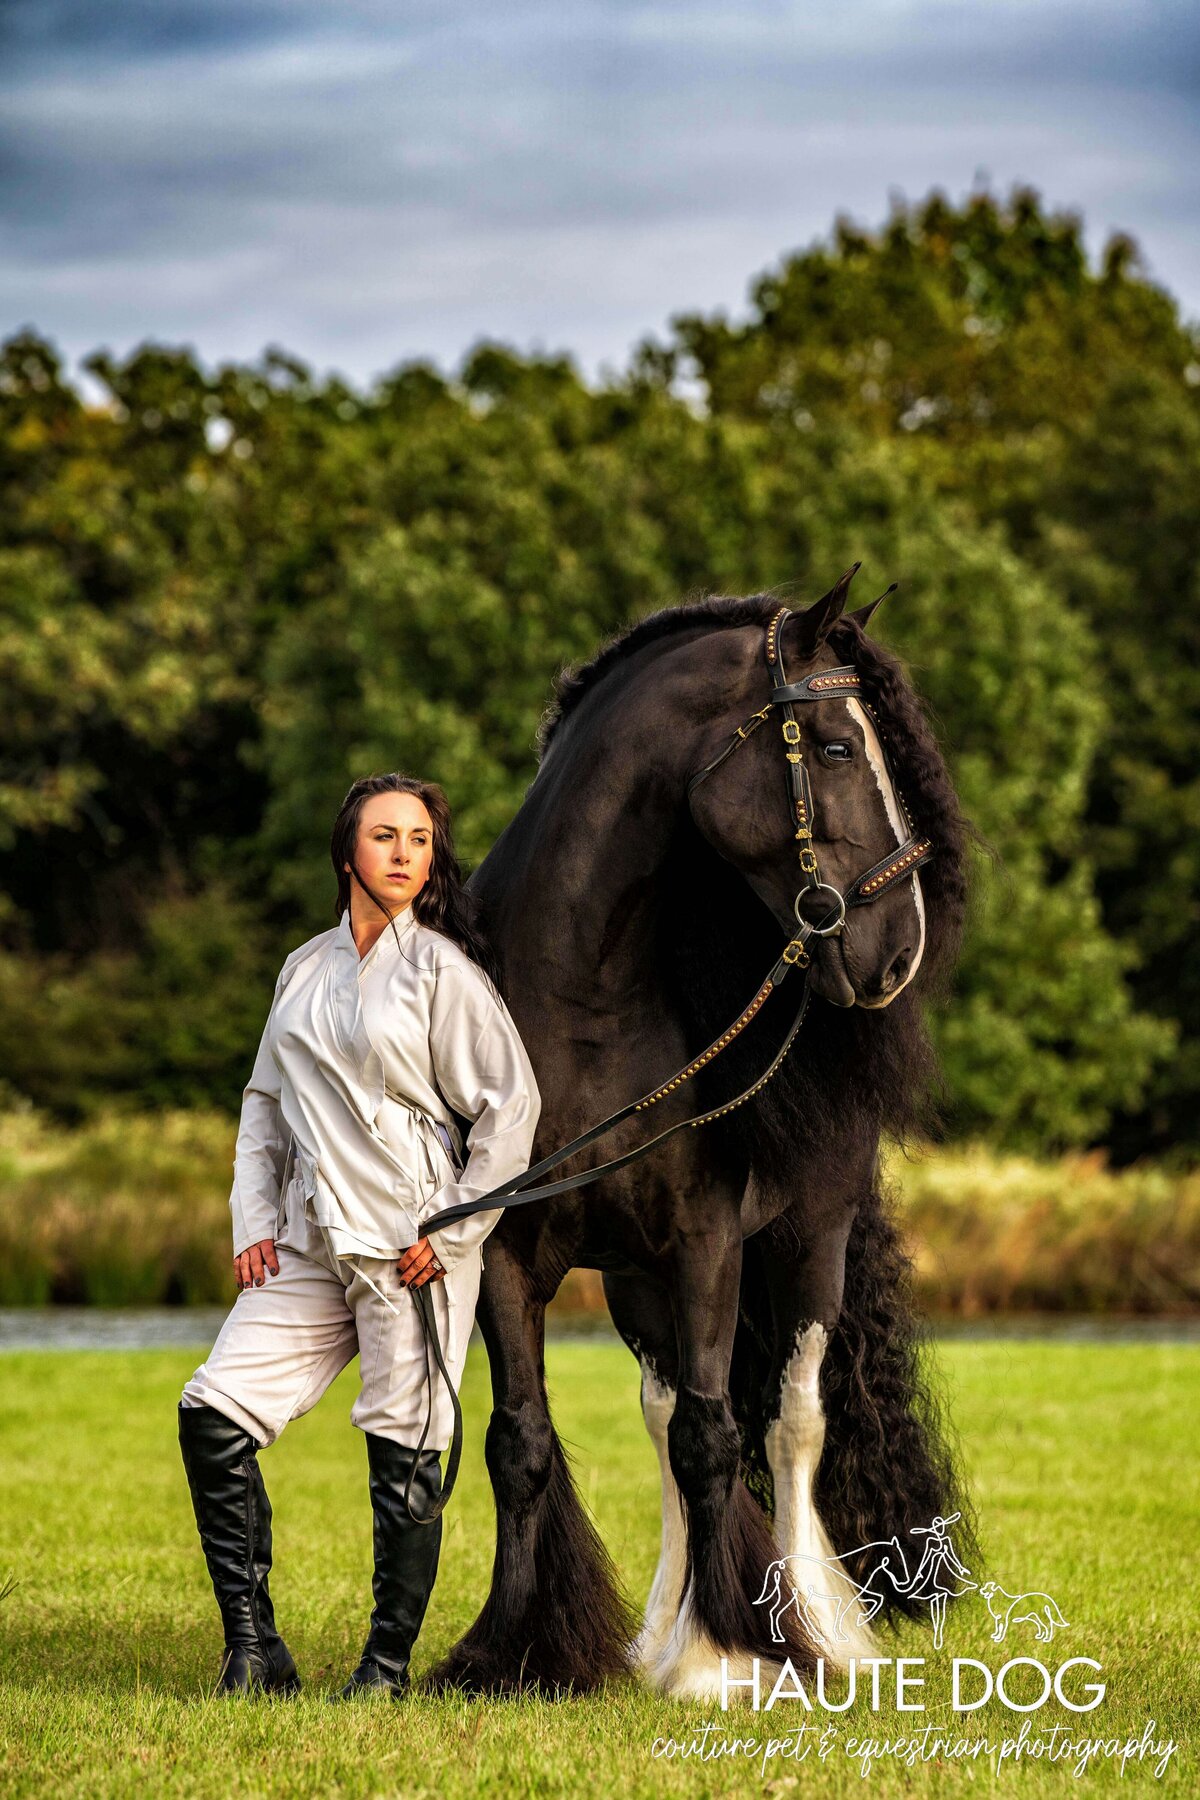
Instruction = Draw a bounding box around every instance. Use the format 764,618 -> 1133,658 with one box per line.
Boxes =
0,1107 -> 1196,1313
0,1108 -> 233,1305
890,1141 -> 1200,1315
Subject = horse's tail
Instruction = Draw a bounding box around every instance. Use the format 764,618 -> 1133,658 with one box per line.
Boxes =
814,1179 -> 981,1625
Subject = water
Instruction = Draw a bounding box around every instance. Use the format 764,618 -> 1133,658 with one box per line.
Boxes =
931,1314 -> 1200,1344
0,1308 -> 1196,1352
0,1307 -> 231,1352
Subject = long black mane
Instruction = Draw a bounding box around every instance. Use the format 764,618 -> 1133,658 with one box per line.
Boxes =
539,592 -> 973,1172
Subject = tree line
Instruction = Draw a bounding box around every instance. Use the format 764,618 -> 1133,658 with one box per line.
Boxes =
1,186 -> 1195,1160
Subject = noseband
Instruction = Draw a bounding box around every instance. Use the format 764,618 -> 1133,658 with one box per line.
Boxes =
687,605 -> 934,942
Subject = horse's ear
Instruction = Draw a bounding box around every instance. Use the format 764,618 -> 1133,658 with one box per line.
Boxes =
847,581 -> 898,633
790,562 -> 861,657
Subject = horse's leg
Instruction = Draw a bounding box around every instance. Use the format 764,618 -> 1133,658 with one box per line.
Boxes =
601,1269 -> 686,1678
753,1209 -> 879,1662
816,1153 -> 977,1613
428,1235 -> 635,1695
649,1213 -> 820,1700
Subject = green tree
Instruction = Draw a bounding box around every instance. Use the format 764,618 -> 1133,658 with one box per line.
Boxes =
0,228 -> 1185,1152
664,186 -> 1200,1154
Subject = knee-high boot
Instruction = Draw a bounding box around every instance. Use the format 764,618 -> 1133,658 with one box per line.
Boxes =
336,1435 -> 443,1698
177,1402 -> 300,1696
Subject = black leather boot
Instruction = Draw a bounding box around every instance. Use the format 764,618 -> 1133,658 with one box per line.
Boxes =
334,1436 -> 443,1699
177,1402 -> 300,1697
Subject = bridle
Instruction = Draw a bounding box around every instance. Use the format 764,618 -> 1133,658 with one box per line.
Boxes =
412,604 -> 936,1517
687,605 -> 934,941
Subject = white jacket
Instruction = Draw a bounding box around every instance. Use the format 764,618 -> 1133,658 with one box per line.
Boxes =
228,904 -> 541,1275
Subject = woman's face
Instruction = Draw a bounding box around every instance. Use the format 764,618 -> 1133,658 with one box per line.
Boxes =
348,792 -> 435,913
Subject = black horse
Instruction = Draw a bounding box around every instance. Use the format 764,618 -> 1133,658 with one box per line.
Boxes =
431,568 -> 975,1698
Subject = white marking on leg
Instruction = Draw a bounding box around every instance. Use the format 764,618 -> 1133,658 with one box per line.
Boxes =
635,1363 -> 767,1699
652,1589 -> 767,1701
633,1364 -> 688,1675
846,697 -> 926,996
765,1323 -> 877,1664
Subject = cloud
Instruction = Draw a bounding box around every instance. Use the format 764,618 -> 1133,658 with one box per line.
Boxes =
1,0 -> 1196,389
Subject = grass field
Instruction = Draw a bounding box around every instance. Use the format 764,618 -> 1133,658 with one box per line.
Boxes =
0,1337 -> 1195,1797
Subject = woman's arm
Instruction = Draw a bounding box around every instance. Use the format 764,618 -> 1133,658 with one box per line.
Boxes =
416,956 -> 542,1275
229,965 -> 291,1265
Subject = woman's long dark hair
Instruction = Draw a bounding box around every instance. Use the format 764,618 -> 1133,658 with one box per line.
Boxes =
330,773 -> 504,995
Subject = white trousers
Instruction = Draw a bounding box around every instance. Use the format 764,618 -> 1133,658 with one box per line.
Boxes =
180,1183 -> 480,1450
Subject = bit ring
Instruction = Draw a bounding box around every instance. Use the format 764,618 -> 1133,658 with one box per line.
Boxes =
794,883 -> 846,938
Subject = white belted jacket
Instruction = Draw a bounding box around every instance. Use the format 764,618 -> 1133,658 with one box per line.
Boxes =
229,904 -> 541,1280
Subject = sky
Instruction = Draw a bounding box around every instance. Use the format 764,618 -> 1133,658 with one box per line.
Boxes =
1,0 -> 1197,397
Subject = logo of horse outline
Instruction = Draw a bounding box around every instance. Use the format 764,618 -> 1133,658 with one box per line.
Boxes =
753,1536 -> 914,1646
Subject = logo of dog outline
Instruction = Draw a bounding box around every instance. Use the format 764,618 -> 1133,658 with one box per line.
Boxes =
978,1580 -> 1070,1644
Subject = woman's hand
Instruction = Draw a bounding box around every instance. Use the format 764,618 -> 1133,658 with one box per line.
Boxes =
234,1239 -> 280,1291
397,1236 -> 445,1288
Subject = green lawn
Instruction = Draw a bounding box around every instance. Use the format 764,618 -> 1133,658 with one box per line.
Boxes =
0,1338 -> 1195,1797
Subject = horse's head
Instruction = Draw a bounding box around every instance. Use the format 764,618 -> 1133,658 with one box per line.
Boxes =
687,568 -> 929,1010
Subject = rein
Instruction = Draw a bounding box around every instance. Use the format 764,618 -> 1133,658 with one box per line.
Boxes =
407,607 -> 935,1517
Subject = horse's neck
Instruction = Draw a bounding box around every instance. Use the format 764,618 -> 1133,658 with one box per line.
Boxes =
493,670 -> 698,1008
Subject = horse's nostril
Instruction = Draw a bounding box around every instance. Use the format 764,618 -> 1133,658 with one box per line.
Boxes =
881,947 -> 913,993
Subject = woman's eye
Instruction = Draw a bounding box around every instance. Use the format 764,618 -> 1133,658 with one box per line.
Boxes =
822,742 -> 853,763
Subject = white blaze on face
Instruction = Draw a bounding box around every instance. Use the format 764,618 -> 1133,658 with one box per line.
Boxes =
845,696 -> 925,991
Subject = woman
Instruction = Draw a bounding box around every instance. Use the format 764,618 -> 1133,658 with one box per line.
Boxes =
178,773 -> 541,1700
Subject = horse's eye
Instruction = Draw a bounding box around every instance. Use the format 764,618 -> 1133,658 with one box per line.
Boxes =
822,742 -> 853,763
